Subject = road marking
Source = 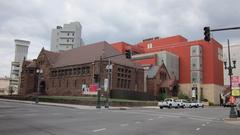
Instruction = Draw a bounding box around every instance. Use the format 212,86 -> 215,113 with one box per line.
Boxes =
158,116 -> 163,119
148,118 -> 153,121
196,128 -> 200,131
120,124 -> 129,127
202,124 -> 206,127
110,110 -> 180,118
52,113 -> 61,115
24,113 -> 37,116
189,117 -> 212,122
135,121 -> 141,124
92,128 -> 106,132
206,122 -> 210,124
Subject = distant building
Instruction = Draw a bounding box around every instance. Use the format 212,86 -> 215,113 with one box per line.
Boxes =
9,39 -> 30,95
50,22 -> 84,52
112,35 -> 224,104
0,77 -> 10,95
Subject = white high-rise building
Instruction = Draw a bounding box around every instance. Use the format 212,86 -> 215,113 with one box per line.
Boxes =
9,39 -> 30,94
50,21 -> 84,52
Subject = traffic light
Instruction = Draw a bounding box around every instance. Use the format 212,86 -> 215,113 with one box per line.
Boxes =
125,49 -> 132,59
204,26 -> 210,42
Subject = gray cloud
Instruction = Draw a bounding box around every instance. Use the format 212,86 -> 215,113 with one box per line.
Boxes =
0,0 -> 240,76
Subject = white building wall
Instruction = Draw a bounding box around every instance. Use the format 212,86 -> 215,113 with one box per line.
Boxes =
9,39 -> 30,94
51,22 -> 84,52
223,44 -> 240,85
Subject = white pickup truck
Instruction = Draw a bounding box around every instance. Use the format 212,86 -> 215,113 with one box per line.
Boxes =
158,98 -> 180,109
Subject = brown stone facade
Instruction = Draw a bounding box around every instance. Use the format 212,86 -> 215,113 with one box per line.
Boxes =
19,42 -> 144,97
147,64 -> 177,98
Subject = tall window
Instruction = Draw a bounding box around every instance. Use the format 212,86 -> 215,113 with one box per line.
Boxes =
74,80 -> 77,88
59,80 -> 61,87
147,43 -> 153,49
66,80 -> 68,88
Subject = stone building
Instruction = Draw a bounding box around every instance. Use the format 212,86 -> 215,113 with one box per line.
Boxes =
147,63 -> 177,98
19,41 -> 145,98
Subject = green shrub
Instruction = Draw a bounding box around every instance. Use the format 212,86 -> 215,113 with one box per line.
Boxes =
202,98 -> 208,102
177,92 -> 189,100
157,93 -> 167,101
209,102 -> 214,106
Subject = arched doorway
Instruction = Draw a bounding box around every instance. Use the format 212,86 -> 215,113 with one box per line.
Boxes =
39,81 -> 46,94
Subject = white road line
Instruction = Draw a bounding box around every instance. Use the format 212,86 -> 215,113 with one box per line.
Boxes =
206,122 -> 210,124
92,128 -> 106,132
202,124 -> 206,127
135,121 -> 141,124
189,117 -> 212,122
52,113 -> 61,115
158,116 -> 163,119
148,118 -> 153,121
24,113 -> 37,116
196,128 -> 200,131
110,110 -> 180,118
120,124 -> 129,127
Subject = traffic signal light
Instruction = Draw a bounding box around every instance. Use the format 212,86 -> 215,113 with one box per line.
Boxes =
125,49 -> 132,59
204,26 -> 210,42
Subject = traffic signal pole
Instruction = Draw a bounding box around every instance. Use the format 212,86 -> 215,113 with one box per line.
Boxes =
96,50 -> 132,109
203,26 -> 240,42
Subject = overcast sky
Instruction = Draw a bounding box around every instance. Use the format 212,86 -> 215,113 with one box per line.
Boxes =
0,0 -> 240,77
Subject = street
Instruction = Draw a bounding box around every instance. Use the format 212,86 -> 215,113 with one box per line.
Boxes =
0,101 -> 239,135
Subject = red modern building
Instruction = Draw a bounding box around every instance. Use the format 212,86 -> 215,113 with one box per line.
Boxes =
112,35 -> 224,104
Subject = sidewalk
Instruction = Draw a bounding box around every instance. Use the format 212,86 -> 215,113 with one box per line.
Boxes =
0,98 -> 130,110
224,118 -> 240,125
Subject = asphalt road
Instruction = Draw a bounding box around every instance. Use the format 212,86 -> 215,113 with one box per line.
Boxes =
0,101 -> 239,135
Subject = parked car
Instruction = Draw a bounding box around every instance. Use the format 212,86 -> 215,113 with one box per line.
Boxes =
158,98 -> 180,109
182,99 -> 192,108
189,101 -> 204,108
175,99 -> 186,108
196,102 -> 204,108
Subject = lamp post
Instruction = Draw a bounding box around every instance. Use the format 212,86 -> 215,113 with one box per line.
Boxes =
35,68 -> 43,104
224,39 -> 237,118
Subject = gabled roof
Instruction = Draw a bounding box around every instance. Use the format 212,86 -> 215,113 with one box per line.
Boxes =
40,41 -> 141,68
147,63 -> 170,79
26,60 -> 36,68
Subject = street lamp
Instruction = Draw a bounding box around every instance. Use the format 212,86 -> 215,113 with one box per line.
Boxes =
35,68 -> 43,104
223,39 -> 237,118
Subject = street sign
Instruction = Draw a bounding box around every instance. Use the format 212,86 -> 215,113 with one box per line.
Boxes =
232,89 -> 240,96
106,64 -> 113,70
104,79 -> 109,92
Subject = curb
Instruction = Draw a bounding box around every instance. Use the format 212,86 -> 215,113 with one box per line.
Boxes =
224,118 -> 240,125
0,98 -> 131,110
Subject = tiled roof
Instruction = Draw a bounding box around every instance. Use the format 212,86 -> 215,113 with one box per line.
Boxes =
26,61 -> 36,68
147,65 -> 160,78
42,41 -> 141,68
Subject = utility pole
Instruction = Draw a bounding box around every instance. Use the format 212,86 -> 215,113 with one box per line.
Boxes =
96,57 -> 102,109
